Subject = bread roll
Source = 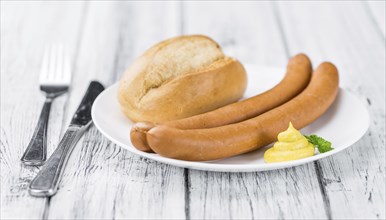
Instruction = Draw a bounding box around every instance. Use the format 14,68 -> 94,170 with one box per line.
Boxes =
118,35 -> 247,123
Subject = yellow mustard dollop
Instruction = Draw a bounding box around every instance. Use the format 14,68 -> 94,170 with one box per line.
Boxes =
264,122 -> 315,163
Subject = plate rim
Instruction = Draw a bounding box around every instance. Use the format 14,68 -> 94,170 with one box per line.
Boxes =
91,67 -> 370,172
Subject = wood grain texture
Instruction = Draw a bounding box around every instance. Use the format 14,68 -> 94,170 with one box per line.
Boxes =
184,1 -> 288,67
1,1 -> 385,220
366,0 -> 386,37
183,2 -> 327,219
44,2 -> 186,219
276,1 -> 385,219
1,2 -> 84,219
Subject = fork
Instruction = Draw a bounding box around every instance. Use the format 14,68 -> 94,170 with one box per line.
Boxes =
21,44 -> 71,166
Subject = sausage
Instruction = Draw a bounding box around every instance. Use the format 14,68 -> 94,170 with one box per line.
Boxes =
130,53 -> 313,152
130,122 -> 156,152
146,62 -> 339,161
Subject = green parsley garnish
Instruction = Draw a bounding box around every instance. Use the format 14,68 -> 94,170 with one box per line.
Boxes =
304,134 -> 334,153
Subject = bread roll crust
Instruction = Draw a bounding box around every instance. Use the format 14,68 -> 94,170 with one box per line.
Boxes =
118,35 -> 247,122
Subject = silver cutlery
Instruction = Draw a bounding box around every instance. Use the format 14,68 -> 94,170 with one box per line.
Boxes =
29,81 -> 105,197
21,44 -> 71,165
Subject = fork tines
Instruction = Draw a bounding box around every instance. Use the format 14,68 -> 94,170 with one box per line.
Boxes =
39,44 -> 71,86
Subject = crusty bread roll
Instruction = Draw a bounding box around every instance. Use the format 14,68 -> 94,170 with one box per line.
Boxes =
118,35 -> 247,123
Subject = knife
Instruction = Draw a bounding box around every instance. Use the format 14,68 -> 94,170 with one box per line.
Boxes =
29,81 -> 105,197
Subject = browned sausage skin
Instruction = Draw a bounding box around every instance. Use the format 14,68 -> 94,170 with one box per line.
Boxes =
130,53 -> 313,152
130,122 -> 155,152
147,62 -> 339,161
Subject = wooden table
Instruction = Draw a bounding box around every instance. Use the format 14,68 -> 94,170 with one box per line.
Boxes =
1,1 -> 385,219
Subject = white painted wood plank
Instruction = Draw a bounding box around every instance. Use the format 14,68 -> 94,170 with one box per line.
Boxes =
366,0 -> 386,37
0,1 -> 84,219
2,1 -> 384,219
184,1 -> 288,67
183,2 -> 327,219
276,1 -> 385,219
45,2 -> 186,219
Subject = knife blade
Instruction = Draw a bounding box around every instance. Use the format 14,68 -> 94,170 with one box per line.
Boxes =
29,81 -> 105,197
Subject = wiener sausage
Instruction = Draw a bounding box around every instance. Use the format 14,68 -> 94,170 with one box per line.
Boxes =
131,53 -> 313,152
146,62 -> 339,161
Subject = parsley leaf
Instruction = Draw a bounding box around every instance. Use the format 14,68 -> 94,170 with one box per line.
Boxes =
304,134 -> 334,153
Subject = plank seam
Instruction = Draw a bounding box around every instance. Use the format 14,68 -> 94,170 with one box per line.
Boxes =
184,168 -> 191,220
111,30 -> 123,83
42,198 -> 50,220
42,2 -> 89,219
362,1 -> 386,40
271,1 -> 290,57
240,173 -> 255,219
180,2 -> 191,220
111,4 -> 130,84
179,1 -> 184,35
314,161 -> 332,220
272,3 -> 333,219
58,1 -> 90,137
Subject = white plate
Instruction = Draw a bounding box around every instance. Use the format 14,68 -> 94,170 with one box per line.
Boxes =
91,65 -> 370,172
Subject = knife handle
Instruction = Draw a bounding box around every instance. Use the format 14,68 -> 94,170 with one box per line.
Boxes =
29,128 -> 80,197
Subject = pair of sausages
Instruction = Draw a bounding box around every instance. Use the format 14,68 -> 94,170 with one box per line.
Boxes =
130,55 -> 339,161
131,53 -> 313,152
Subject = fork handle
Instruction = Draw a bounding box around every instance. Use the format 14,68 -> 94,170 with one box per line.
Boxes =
21,97 -> 53,165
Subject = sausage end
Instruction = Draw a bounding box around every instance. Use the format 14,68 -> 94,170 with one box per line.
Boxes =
130,122 -> 155,152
